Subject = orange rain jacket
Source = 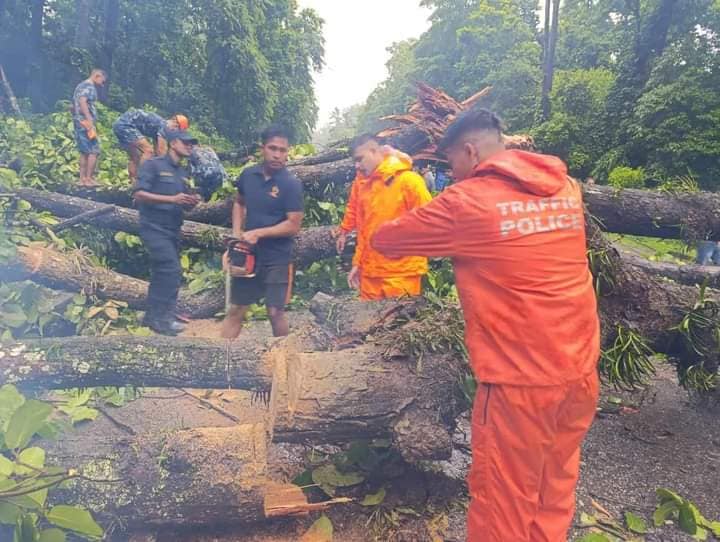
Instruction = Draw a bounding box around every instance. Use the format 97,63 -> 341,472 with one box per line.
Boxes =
340,154 -> 432,278
371,150 -> 600,386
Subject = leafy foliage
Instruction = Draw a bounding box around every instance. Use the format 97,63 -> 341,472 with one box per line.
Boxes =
0,0 -> 324,144
654,488 -> 720,540
0,385 -> 103,541
600,325 -> 657,391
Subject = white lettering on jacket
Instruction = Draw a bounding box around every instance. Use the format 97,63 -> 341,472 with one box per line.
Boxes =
497,197 -> 582,236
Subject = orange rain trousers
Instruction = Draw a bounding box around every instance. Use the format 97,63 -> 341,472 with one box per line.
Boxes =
468,373 -> 599,541
359,275 -> 422,301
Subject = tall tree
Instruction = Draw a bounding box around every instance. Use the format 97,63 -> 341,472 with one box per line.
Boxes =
73,0 -> 91,50
540,0 -> 560,121
101,0 -> 119,80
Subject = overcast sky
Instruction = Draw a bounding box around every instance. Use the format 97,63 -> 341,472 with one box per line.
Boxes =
298,0 -> 432,128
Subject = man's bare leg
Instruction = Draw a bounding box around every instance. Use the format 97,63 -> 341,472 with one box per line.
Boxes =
268,306 -> 289,337
85,153 -> 99,185
221,304 -> 249,339
78,154 -> 88,185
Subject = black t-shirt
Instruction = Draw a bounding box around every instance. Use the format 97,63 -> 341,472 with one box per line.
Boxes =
235,164 -> 304,265
133,155 -> 190,232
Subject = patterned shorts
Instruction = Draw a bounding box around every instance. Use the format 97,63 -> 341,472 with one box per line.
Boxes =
112,123 -> 144,149
74,123 -> 100,155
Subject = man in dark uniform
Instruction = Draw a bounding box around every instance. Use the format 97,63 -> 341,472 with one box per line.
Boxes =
113,110 -> 189,183
221,125 -> 304,338
133,129 -> 201,335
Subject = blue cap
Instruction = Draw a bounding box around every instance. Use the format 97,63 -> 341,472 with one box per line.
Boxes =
165,129 -> 198,145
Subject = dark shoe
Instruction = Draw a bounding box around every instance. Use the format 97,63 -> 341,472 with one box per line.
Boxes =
168,320 -> 185,333
143,317 -> 178,336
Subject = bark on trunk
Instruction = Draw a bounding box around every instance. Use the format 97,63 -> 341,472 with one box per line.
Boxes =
0,245 -> 225,318
44,392 -> 342,530
620,248 -> 720,289
0,63 -> 21,115
0,335 -> 275,390
16,187 -> 347,267
582,184 -> 720,241
57,424 -> 269,528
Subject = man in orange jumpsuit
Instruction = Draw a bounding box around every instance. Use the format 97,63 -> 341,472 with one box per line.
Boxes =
372,110 -> 600,541
336,135 -> 432,300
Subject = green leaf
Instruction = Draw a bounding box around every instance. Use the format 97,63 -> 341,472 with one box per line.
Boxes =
300,514 -> 333,542
0,453 -> 15,477
579,512 -> 598,526
1,304 -> 27,327
38,529 -> 66,542
624,511 -> 648,534
346,440 -> 371,465
59,405 -> 98,425
5,400 -> 53,449
292,469 -> 313,488
679,502 -> 699,535
180,253 -> 191,270
360,487 -> 386,507
656,488 -> 684,505
46,506 -> 103,538
654,500 -> 677,526
15,447 -> 45,475
16,200 -> 31,211
311,464 -> 365,488
14,513 -> 39,542
0,502 -> 21,524
576,534 -> 612,542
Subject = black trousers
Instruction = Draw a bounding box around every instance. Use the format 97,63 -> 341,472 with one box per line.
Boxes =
140,224 -> 182,322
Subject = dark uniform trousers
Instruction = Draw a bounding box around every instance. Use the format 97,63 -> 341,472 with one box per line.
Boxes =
140,222 -> 182,322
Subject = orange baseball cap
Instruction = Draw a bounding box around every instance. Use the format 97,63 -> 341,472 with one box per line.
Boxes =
172,114 -> 189,130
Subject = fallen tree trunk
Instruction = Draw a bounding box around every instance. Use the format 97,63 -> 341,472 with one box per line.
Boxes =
16,187 -> 347,267
43,390 -> 345,530
620,248 -> 720,289
1,245 -> 226,318
268,340 -> 459,462
0,335 -> 275,390
56,424 -> 270,528
583,184 -> 720,241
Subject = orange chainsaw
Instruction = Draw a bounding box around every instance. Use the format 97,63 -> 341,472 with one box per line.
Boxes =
226,238 -> 257,278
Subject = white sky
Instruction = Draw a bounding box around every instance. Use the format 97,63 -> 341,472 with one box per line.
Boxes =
298,0 -> 432,128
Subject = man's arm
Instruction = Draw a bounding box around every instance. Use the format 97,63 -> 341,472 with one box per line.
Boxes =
246,211 -> 303,241
336,178 -> 360,253
371,192 -> 458,259
232,193 -> 246,238
78,96 -> 93,124
132,161 -> 198,206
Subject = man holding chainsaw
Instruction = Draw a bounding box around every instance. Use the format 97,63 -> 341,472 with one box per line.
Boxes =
221,125 -> 303,338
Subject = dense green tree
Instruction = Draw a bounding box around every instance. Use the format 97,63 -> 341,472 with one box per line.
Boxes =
0,0 -> 324,144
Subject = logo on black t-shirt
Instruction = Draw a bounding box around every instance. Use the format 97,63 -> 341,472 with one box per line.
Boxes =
270,186 -> 280,198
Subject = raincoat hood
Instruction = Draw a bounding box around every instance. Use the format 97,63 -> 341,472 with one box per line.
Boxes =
370,153 -> 413,182
474,149 -> 568,197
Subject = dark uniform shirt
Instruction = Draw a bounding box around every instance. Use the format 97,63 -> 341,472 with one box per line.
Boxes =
116,109 -> 165,138
235,164 -> 304,265
133,155 -> 191,232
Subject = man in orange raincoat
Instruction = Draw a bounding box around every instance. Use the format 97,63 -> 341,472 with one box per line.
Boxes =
335,135 -> 432,300
372,110 -> 600,541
